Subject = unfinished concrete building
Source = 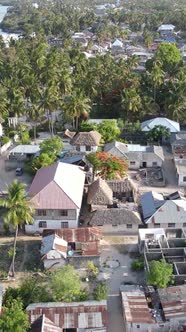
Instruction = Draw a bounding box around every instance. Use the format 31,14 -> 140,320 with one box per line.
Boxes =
139,228 -> 186,284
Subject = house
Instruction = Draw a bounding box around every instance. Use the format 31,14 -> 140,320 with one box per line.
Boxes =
141,117 -> 180,133
121,283 -> 186,331
111,39 -> 124,55
70,131 -> 101,153
175,159 -> 186,186
141,195 -> 186,229
9,144 -> 40,160
157,24 -> 175,38
27,300 -> 108,332
87,178 -> 113,210
158,285 -> 186,329
120,285 -> 158,332
26,162 -> 85,234
138,228 -> 186,284
30,315 -> 61,332
104,141 -> 164,169
89,207 -> 141,233
41,227 -> 101,269
107,178 -> 138,202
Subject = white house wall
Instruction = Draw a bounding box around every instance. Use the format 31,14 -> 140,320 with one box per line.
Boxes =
25,217 -> 79,234
73,145 -> 98,153
178,174 -> 186,186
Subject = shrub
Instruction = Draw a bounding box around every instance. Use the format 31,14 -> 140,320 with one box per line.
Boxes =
2,136 -> 10,144
131,257 -> 144,271
93,282 -> 109,301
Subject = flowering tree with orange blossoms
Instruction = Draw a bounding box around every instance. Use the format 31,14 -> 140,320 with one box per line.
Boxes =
87,152 -> 128,180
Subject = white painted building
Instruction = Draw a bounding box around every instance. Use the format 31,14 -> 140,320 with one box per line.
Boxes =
70,131 -> 101,154
141,117 -> 180,133
26,162 -> 85,234
104,141 -> 164,169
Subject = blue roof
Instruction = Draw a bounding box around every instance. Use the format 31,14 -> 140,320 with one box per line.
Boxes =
62,155 -> 84,164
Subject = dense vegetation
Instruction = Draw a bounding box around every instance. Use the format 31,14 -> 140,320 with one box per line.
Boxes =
0,0 -> 185,140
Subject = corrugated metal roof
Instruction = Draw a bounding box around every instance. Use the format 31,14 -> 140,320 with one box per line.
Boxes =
43,227 -> 101,242
29,162 -> 85,209
10,144 -> 40,154
140,192 -> 164,220
121,286 -> 155,324
158,285 -> 186,320
30,315 -> 61,332
27,301 -> 108,330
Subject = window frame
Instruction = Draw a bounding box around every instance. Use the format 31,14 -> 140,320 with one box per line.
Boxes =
61,222 -> 68,228
168,223 -> 176,228
39,221 -> 47,228
127,224 -> 132,229
38,209 -> 46,217
59,210 -> 68,217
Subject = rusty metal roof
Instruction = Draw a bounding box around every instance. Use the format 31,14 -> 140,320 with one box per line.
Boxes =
27,301 -> 108,330
158,285 -> 186,320
29,314 -> 61,332
43,227 -> 102,242
121,286 -> 155,324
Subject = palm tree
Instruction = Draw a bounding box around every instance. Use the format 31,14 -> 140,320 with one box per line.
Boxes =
121,88 -> 142,120
61,90 -> 91,130
150,60 -> 164,102
0,180 -> 34,277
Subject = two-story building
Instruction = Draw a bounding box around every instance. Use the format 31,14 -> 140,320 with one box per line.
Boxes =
26,162 -> 85,234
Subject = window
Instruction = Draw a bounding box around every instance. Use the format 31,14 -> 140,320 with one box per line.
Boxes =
168,223 -> 175,228
112,224 -> 118,228
38,210 -> 46,216
61,222 -> 68,228
39,221 -> 47,228
76,146 -> 80,151
152,162 -> 157,166
137,325 -> 140,329
154,223 -> 161,228
183,176 -> 186,182
86,145 -> 91,151
60,210 -> 68,217
127,224 -> 132,229
183,223 -> 186,227
130,161 -> 136,165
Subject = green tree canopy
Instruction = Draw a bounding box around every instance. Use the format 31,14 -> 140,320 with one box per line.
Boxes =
146,125 -> 171,144
147,259 -> 174,288
147,43 -> 182,74
31,152 -> 56,173
97,120 -> 120,143
0,298 -> 30,332
50,265 -> 82,302
40,136 -> 64,155
3,277 -> 52,310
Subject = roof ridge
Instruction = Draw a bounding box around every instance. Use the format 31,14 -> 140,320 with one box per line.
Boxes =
53,179 -> 79,209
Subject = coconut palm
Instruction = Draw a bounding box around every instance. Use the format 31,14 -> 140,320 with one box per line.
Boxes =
150,60 -> 164,102
61,89 -> 91,130
0,180 -> 34,277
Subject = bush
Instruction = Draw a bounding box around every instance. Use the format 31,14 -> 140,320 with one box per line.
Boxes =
131,257 -> 144,271
87,261 -> 99,279
19,131 -> 30,144
93,282 -> 109,301
2,136 -> 10,144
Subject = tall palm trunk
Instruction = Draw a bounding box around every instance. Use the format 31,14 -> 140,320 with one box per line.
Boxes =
8,225 -> 18,278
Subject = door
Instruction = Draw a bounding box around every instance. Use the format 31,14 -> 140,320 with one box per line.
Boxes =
142,162 -> 147,168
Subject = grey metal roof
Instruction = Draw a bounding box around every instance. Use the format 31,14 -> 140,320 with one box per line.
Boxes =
10,144 -> 40,154
140,192 -> 164,220
62,155 -> 84,164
